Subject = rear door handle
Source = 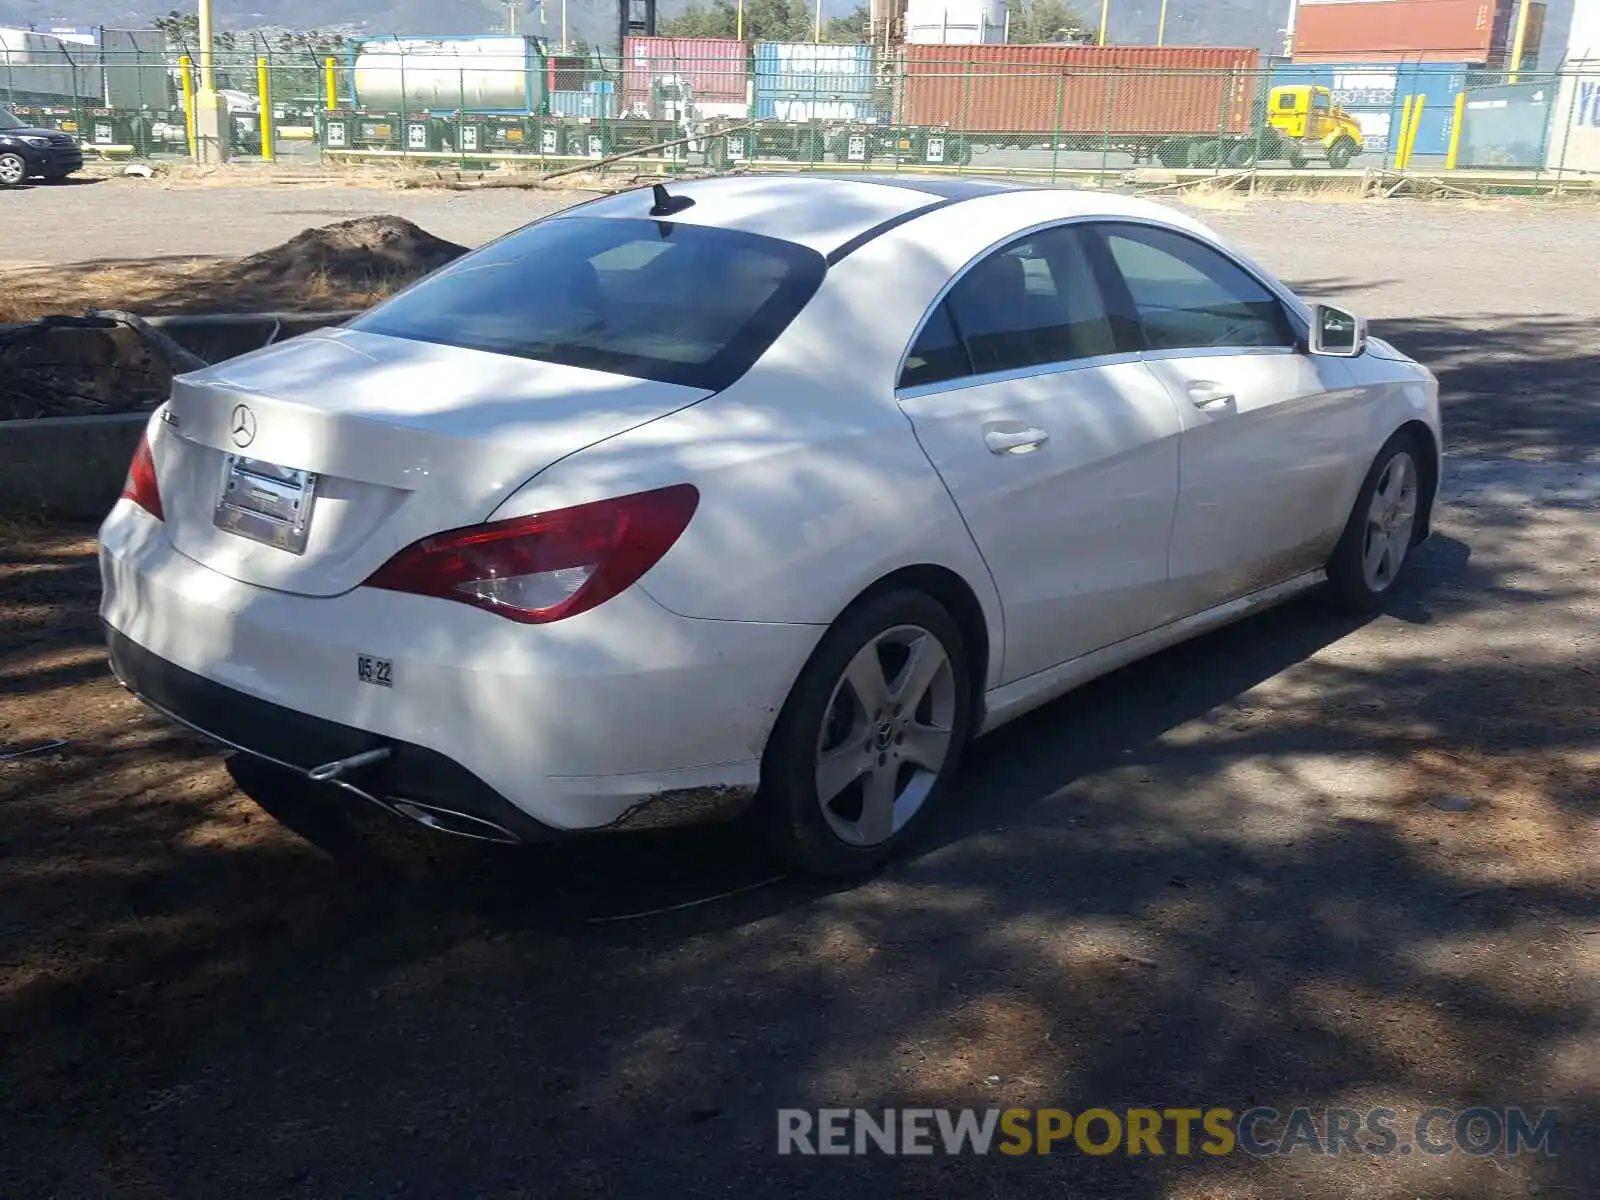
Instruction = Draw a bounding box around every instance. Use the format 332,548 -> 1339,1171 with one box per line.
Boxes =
1188,381 -> 1236,410
984,426 -> 1050,455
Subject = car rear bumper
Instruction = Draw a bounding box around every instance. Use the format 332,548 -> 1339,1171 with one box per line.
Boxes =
99,500 -> 821,837
106,623 -> 561,843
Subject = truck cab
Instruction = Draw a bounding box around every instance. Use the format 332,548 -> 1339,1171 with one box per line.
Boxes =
1266,85 -> 1365,168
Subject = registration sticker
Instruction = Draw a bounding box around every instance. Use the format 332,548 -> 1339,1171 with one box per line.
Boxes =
357,655 -> 393,687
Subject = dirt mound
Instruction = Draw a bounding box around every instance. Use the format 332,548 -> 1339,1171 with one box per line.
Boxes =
230,215 -> 467,290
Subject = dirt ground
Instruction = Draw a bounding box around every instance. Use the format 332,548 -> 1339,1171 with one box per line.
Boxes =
1,188 -> 1597,1198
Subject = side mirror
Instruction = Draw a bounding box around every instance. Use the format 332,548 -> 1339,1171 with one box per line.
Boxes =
1309,303 -> 1367,357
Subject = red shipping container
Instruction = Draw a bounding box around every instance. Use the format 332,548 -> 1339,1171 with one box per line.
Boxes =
1293,0 -> 1513,65
623,36 -> 749,109
896,45 -> 1262,136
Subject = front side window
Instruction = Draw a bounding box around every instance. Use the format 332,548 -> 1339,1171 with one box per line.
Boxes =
1098,224 -> 1295,353
899,224 -> 1120,388
351,216 -> 826,390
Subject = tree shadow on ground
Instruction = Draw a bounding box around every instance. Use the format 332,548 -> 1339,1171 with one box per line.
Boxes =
0,315 -> 1595,1199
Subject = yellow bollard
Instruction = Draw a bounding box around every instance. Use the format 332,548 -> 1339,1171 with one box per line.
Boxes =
325,56 -> 338,111
1445,91 -> 1466,170
1395,95 -> 1415,169
180,55 -> 196,160
257,57 -> 274,162
1404,96 -> 1426,168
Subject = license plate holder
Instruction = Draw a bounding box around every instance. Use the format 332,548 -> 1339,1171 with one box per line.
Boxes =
213,454 -> 319,555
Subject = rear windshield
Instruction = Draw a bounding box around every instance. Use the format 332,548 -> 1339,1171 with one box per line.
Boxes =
350,215 -> 826,391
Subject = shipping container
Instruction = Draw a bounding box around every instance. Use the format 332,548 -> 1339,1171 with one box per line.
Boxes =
753,96 -> 881,121
1455,77 -> 1556,166
0,27 -> 103,105
352,35 -> 548,114
549,88 -> 618,118
623,35 -> 748,111
546,53 -> 590,92
1293,0 -> 1516,66
100,28 -> 169,109
1271,60 -> 1469,156
754,42 -> 874,101
1547,62 -> 1600,172
1566,0 -> 1600,63
896,44 -> 1262,136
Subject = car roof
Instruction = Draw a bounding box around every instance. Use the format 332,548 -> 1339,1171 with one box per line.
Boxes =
563,173 -> 1198,258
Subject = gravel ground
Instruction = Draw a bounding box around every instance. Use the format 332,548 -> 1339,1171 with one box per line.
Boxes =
1,184 -> 1596,1198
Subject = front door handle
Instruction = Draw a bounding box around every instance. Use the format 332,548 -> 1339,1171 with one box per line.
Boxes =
1188,381 -> 1236,410
984,426 -> 1050,455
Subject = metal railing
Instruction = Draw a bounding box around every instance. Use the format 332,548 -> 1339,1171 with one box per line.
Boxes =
4,47 -> 1596,184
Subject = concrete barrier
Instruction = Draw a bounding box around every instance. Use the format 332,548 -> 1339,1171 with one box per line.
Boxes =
0,310 -> 360,523
0,411 -> 149,522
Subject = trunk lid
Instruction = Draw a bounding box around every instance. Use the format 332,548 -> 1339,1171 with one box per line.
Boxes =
158,328 -> 710,596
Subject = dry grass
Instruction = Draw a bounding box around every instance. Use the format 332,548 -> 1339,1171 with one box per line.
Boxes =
0,256 -> 409,323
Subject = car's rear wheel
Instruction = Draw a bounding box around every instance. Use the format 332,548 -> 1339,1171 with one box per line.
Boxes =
1325,432 -> 1424,612
0,152 -> 27,187
757,590 -> 972,877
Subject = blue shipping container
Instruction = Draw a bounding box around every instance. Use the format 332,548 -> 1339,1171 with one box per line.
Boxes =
753,96 -> 880,122
549,89 -> 617,118
1456,79 -> 1558,169
754,42 -> 874,103
1269,62 -> 1469,158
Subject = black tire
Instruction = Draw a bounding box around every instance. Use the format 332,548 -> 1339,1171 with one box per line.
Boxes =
1228,138 -> 1261,167
1155,139 -> 1191,168
1192,141 -> 1221,168
756,590 -> 973,878
1287,146 -> 1309,169
1325,431 -> 1426,613
0,151 -> 27,187
1327,138 -> 1358,169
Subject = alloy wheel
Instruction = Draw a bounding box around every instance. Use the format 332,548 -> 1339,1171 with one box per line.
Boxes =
1362,450 -> 1418,592
813,624 -> 957,848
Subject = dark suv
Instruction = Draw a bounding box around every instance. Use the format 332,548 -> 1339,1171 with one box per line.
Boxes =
0,105 -> 84,186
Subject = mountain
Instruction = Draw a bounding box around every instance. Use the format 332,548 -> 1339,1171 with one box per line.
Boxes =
0,0 -> 1575,62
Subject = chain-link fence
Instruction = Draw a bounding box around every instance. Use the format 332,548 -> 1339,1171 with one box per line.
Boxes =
5,40 -> 1598,183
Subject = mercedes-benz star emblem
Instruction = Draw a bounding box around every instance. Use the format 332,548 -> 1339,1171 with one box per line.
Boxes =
230,403 -> 256,448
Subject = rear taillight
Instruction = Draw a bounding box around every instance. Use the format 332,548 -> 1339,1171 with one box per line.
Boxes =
120,430 -> 163,520
364,484 -> 699,624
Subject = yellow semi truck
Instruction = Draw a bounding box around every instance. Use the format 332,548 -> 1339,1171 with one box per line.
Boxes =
1152,84 -> 1368,170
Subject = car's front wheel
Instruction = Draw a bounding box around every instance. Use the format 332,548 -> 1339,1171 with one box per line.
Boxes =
0,152 -> 28,187
757,590 -> 973,877
1326,432 -> 1425,612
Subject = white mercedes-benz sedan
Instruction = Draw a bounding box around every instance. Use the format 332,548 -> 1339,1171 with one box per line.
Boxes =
100,174 -> 1441,876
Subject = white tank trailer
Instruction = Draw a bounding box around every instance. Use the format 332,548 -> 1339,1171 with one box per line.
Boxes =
351,35 -> 546,113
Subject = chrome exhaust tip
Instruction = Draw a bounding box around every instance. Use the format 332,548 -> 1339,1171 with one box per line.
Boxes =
308,746 -> 393,783
387,798 -> 522,845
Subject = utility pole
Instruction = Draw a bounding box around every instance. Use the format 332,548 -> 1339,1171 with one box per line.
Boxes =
193,0 -> 229,162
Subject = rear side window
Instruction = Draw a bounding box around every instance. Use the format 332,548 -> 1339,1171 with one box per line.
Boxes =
1099,224 -> 1295,353
899,224 -> 1122,388
351,216 -> 826,390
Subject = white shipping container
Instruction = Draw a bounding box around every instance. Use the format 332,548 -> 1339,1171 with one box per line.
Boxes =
1547,62 -> 1600,172
1566,0 -> 1600,61
904,0 -> 1007,45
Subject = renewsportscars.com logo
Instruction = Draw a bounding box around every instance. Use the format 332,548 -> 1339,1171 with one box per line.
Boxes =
776,1107 -> 1562,1158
